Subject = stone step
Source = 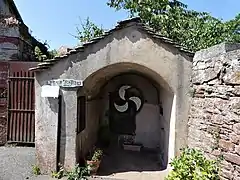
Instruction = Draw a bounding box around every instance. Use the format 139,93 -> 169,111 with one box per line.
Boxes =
89,176 -> 125,180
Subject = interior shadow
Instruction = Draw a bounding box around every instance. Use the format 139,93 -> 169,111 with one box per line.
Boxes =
58,95 -> 66,168
94,74 -> 173,176
79,65 -> 174,176
97,145 -> 165,176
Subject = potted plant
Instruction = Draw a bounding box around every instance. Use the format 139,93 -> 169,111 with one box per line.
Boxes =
86,148 -> 103,175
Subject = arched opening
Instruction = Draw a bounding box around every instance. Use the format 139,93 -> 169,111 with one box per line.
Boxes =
76,62 -> 174,177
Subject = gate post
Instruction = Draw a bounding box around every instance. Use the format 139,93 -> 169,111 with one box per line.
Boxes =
59,90 -> 78,171
35,94 -> 59,174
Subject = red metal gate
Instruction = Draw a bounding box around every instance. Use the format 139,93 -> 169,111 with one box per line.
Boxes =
7,62 -> 38,143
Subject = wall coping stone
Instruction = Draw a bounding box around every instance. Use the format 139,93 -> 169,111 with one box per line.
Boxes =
194,43 -> 240,61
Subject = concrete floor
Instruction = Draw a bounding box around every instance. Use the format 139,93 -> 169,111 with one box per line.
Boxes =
0,146 -> 115,180
0,146 -> 36,180
97,147 -> 168,180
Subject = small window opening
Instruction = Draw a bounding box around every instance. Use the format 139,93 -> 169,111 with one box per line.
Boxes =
77,96 -> 86,134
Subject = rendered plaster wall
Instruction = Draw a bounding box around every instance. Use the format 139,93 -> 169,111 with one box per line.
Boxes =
58,90 -> 78,170
76,99 -> 100,162
35,24 -> 192,173
159,87 -> 174,167
188,43 -> 240,180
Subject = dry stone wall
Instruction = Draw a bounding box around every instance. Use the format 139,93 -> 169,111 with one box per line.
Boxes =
188,43 -> 240,180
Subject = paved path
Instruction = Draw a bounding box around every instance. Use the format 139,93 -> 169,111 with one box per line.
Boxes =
0,146 -> 36,180
0,147 -> 123,180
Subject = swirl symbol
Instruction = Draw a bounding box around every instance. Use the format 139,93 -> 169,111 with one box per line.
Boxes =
114,85 -> 142,113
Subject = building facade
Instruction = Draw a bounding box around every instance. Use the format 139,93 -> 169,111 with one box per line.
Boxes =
0,0 -> 46,145
31,18 -> 193,175
30,16 -> 240,180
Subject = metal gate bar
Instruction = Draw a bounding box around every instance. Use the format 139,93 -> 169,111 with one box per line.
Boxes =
7,70 -> 35,143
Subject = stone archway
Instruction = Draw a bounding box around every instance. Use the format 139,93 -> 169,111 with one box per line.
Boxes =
34,24 -> 192,173
76,63 -> 174,174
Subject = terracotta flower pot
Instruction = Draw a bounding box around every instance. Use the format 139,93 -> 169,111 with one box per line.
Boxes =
86,160 -> 101,175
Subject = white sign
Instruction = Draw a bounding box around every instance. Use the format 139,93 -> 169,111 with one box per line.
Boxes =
41,85 -> 60,98
46,79 -> 83,88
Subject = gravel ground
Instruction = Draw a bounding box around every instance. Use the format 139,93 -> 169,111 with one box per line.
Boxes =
0,146 -> 36,180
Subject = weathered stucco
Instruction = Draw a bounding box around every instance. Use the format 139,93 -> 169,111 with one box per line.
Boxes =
35,22 -> 192,173
188,43 -> 240,180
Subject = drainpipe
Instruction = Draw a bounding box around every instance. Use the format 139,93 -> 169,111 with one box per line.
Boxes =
56,95 -> 62,172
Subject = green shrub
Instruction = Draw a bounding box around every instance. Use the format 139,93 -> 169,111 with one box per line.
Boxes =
50,164 -> 89,180
91,149 -> 103,161
32,165 -> 41,175
166,148 -> 220,180
66,164 -> 89,180
51,165 -> 66,179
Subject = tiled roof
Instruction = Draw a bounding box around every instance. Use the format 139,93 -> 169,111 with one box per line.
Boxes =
29,17 -> 194,72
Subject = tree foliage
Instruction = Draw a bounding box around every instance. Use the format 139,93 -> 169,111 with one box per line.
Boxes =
48,49 -> 58,58
74,17 -> 105,44
106,0 -> 240,52
34,41 -> 58,61
34,46 -> 58,61
34,46 -> 47,61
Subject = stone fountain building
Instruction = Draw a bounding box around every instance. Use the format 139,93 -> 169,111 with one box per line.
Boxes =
30,18 -> 240,179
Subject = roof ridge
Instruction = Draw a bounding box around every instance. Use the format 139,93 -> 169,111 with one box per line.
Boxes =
29,17 -> 194,72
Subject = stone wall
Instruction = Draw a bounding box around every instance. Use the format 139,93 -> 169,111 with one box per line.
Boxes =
0,0 -> 21,61
188,43 -> 240,180
0,61 -> 8,145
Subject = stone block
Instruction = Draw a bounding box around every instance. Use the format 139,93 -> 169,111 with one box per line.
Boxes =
233,123 -> 240,135
220,160 -> 234,171
224,153 -> 240,166
219,139 -> 235,151
235,165 -> 240,173
0,117 -> 7,145
230,98 -> 240,115
229,133 -> 240,144
220,169 -> 233,179
232,86 -> 240,96
212,149 -> 221,156
223,58 -> 240,85
235,145 -> 240,155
